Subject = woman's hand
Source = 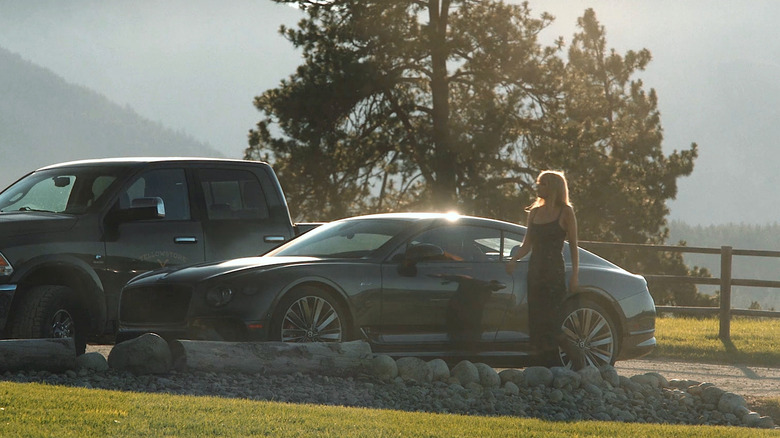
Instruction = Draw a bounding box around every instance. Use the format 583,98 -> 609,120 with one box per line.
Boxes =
505,262 -> 516,275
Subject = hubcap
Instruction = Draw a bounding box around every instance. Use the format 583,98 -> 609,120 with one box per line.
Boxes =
559,307 -> 615,368
51,309 -> 75,339
281,296 -> 342,342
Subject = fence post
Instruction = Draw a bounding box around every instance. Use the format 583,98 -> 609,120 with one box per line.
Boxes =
719,246 -> 733,340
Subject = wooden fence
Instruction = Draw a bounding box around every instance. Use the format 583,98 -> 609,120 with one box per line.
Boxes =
578,241 -> 780,341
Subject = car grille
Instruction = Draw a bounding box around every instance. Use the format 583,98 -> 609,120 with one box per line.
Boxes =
120,285 -> 192,324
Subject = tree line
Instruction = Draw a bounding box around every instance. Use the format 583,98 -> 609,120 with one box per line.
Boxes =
245,1 -> 704,305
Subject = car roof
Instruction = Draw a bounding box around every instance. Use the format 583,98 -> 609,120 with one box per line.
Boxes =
36,157 -> 267,171
340,212 -> 520,228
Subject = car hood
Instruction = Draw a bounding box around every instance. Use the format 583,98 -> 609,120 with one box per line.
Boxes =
0,211 -> 78,237
130,256 -> 319,284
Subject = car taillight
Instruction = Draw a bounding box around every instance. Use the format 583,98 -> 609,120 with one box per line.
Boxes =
0,252 -> 12,277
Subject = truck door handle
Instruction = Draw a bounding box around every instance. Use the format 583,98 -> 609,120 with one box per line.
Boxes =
264,235 -> 286,243
174,236 -> 198,244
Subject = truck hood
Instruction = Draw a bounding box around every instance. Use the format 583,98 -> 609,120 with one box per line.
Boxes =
0,211 -> 78,237
130,256 -> 319,284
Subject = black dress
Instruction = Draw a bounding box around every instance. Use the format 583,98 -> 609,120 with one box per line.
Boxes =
526,207 -> 567,358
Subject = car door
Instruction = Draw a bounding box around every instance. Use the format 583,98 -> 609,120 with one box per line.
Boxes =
195,167 -> 291,260
494,230 -> 531,345
101,167 -> 206,322
379,224 -> 515,352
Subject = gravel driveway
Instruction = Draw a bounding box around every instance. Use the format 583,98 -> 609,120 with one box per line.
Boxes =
615,358 -> 780,398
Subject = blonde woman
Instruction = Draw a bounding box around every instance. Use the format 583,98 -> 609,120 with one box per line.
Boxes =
506,170 -> 582,368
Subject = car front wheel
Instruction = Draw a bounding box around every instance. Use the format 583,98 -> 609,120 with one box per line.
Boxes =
271,286 -> 349,343
558,300 -> 618,368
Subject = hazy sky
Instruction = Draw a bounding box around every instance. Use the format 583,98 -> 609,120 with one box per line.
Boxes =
1,0 -> 778,225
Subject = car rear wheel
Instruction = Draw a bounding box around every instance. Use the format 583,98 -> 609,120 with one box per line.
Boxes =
8,285 -> 87,354
558,300 -> 618,368
271,286 -> 349,343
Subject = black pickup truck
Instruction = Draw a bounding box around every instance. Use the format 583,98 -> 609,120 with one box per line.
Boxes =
0,157 -> 312,352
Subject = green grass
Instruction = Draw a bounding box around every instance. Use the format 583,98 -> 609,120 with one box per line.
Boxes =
0,382 -> 776,438
650,316 -> 780,367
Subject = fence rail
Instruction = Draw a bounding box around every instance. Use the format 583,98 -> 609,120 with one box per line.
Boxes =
578,241 -> 780,340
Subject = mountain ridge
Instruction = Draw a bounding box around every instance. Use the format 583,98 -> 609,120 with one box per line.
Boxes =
0,46 -> 224,187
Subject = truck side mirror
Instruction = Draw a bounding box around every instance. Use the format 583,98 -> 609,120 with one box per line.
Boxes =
129,197 -> 166,219
111,197 -> 166,222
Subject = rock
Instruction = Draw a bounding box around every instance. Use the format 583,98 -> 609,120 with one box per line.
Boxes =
474,363 -> 500,389
598,365 -> 620,387
503,381 -> 520,396
76,352 -> 109,372
630,373 -> 660,389
370,355 -> 397,381
551,366 -> 581,390
427,359 -> 450,382
644,372 -> 669,388
108,333 -> 172,375
619,375 -> 641,392
396,357 -> 432,383
499,369 -> 524,386
451,360 -> 479,387
717,392 -> 746,415
756,416 -> 776,429
578,365 -> 603,386
687,382 -> 715,396
668,379 -> 700,389
583,383 -> 603,397
549,388 -> 564,403
523,366 -> 553,387
701,385 -> 726,405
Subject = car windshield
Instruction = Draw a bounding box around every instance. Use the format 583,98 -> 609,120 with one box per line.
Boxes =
0,166 -> 126,214
268,219 -> 409,258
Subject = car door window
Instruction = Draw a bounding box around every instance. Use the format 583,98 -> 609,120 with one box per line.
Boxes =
503,231 -> 526,261
400,225 -> 501,262
199,169 -> 269,220
120,169 -> 190,220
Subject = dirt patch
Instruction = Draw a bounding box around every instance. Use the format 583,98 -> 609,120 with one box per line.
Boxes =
616,358 -> 780,423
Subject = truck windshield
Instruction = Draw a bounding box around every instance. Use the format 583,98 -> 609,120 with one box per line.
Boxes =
0,167 -> 126,214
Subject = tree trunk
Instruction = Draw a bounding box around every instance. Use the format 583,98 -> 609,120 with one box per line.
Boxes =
0,338 -> 76,372
428,0 -> 457,210
170,340 -> 373,376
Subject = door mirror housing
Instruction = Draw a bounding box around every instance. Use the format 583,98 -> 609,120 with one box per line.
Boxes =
405,243 -> 444,262
115,197 -> 166,222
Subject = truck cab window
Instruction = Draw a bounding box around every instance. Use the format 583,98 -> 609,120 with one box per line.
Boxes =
199,169 -> 269,220
120,169 -> 190,220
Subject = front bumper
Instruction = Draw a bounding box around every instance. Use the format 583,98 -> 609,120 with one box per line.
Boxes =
617,330 -> 656,360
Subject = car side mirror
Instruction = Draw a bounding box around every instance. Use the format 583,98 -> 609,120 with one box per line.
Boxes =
405,243 -> 444,262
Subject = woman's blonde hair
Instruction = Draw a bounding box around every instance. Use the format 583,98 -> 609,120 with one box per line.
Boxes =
526,170 -> 571,211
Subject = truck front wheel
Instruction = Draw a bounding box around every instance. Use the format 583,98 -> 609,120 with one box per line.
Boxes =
9,285 -> 87,354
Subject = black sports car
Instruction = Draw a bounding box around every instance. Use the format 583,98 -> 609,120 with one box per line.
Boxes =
117,213 -> 656,367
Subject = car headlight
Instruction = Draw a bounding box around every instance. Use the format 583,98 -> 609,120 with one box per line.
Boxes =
0,252 -> 13,277
205,285 -> 234,307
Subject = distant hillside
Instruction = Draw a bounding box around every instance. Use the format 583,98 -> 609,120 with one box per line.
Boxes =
669,221 -> 780,311
0,47 -> 223,187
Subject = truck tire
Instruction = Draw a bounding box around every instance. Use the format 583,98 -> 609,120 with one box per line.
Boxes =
8,285 -> 87,354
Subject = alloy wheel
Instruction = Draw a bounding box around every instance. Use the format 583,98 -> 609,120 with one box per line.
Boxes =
559,306 -> 616,367
50,309 -> 75,339
281,296 -> 343,342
